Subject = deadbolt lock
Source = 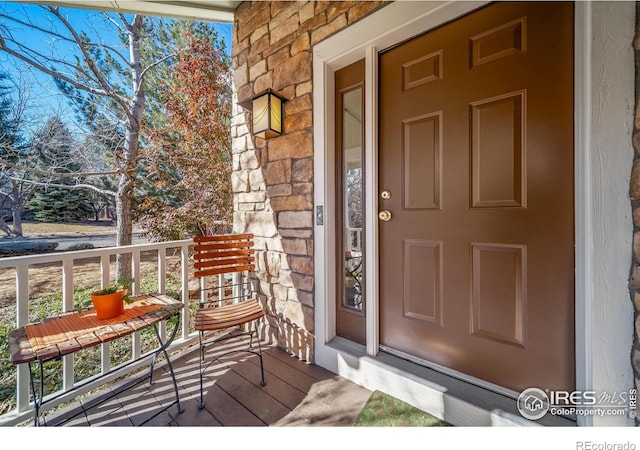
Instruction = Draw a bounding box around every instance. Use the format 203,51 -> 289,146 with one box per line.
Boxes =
380,190 -> 392,200
378,210 -> 392,222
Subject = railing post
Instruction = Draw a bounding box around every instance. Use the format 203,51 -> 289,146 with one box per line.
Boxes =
15,265 -> 29,413
200,275 -> 207,304
233,272 -> 240,304
158,248 -> 166,295
62,259 -> 74,391
15,265 -> 28,327
132,250 -> 141,296
156,248 -> 167,341
218,274 -> 224,306
100,254 -> 110,288
181,243 -> 190,341
99,254 -> 111,374
131,250 -> 141,360
62,259 -> 74,313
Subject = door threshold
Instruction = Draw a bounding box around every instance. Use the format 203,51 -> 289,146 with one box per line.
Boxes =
380,345 -> 520,400
325,337 -> 576,427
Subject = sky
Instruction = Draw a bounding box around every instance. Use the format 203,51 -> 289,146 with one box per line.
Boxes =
0,1 -> 233,137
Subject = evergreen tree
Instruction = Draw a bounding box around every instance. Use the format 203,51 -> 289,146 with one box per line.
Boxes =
25,117 -> 93,222
0,73 -> 14,144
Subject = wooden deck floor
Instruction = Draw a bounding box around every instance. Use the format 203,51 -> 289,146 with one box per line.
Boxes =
39,336 -> 373,427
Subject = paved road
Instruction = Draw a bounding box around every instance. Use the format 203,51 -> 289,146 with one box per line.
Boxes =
0,233 -> 151,256
42,233 -> 149,250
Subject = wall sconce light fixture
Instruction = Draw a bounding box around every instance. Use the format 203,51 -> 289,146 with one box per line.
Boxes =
251,89 -> 285,139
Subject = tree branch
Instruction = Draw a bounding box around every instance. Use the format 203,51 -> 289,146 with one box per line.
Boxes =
0,11 -> 72,44
103,12 -> 126,35
139,51 -> 181,85
1,35 -> 99,81
0,34 -> 113,98
0,10 -> 130,68
10,177 -> 117,197
0,160 -> 119,177
46,6 -> 133,120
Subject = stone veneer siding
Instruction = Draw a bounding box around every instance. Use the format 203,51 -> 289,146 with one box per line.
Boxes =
231,1 -> 386,361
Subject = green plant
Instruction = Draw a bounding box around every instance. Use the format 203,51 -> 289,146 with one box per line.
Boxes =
75,277 -> 134,313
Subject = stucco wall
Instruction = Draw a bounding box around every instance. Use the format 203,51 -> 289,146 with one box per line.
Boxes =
579,0 -> 635,427
231,1 -> 386,360
628,1 -> 640,426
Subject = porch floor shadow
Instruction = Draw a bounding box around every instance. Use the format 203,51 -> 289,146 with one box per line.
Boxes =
39,336 -> 373,427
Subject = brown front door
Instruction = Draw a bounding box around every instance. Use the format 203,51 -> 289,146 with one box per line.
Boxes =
378,2 -> 575,393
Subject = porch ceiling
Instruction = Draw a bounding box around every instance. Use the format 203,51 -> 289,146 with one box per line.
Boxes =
16,0 -> 240,22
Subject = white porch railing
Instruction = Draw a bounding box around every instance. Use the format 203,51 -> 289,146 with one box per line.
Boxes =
0,239 -> 203,426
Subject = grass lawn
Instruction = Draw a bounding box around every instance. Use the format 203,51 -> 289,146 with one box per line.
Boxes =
20,221 -> 117,237
355,390 -> 452,427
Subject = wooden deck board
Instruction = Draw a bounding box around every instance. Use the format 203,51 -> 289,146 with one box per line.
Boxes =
200,381 -> 265,426
235,356 -> 307,410
215,361 -> 292,424
39,338 -> 372,427
242,351 -> 371,426
170,401 -> 221,426
249,351 -> 326,393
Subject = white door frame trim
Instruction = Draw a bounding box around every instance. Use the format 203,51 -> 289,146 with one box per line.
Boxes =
312,0 -> 634,427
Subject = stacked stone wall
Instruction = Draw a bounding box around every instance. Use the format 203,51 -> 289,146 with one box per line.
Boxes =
231,1 -> 386,360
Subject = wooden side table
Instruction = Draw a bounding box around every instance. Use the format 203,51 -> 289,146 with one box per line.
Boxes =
9,293 -> 184,426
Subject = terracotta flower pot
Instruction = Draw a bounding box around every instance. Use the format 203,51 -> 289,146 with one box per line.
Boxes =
91,289 -> 126,319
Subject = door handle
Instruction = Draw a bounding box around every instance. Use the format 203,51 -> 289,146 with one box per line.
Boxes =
378,210 -> 392,222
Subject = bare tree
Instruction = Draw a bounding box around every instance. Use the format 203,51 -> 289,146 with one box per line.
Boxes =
0,71 -> 39,237
0,6 -> 174,278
